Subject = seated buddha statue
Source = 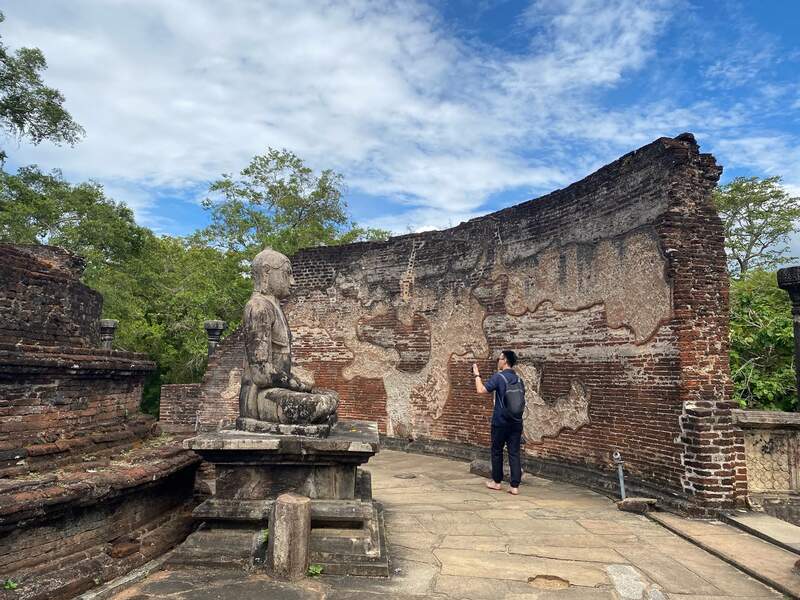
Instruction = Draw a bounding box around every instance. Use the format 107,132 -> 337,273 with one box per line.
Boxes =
236,248 -> 338,436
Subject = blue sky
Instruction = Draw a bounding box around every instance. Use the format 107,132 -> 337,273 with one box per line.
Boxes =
2,0 -> 799,255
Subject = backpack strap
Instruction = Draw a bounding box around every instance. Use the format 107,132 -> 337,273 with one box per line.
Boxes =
496,371 -> 510,412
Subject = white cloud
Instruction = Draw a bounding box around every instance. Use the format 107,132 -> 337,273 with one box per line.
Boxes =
1,0 -> 680,232
2,0 -> 797,236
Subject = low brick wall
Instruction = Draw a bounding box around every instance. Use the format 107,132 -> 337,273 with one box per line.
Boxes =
0,443 -> 201,600
0,344 -> 155,477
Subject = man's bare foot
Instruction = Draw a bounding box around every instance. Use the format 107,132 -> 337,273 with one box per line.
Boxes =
508,487 -> 519,495
485,481 -> 502,491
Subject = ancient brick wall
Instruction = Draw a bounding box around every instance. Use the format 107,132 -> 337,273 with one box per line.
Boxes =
286,133 -> 742,509
0,245 -> 102,347
194,327 -> 245,432
0,244 -> 200,596
159,383 -> 202,432
191,134 -> 743,509
0,246 -> 159,475
0,446 -> 200,599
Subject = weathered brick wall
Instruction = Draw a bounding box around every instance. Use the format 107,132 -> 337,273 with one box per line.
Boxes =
0,447 -> 200,599
159,384 -> 202,432
0,245 -> 102,347
192,134 -> 743,509
161,328 -> 245,433
195,327 -> 245,432
0,345 -> 156,476
0,245 -> 158,476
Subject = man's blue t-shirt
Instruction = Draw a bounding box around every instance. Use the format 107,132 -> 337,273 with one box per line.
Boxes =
484,369 -> 521,427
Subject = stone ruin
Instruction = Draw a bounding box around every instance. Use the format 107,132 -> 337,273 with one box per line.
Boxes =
165,133 -> 746,512
7,132 -> 800,598
0,245 -> 200,599
176,248 -> 388,577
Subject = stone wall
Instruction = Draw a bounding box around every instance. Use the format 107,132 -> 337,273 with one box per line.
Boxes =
733,410 -> 800,493
187,134 -> 743,510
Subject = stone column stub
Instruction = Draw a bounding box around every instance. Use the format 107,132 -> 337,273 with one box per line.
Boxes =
203,319 -> 226,357
99,319 -> 118,350
267,492 -> 311,581
777,266 -> 800,410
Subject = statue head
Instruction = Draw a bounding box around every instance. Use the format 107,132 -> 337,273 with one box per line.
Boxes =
252,248 -> 294,299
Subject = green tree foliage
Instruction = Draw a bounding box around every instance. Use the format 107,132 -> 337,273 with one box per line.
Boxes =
729,269 -> 796,411
0,166 -> 249,415
714,176 -> 800,277
91,236 -> 250,415
0,165 -> 147,278
0,11 -> 84,163
200,148 -> 389,259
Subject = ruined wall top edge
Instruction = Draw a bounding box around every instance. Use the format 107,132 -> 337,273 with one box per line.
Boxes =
0,243 -> 104,348
293,133 -> 721,265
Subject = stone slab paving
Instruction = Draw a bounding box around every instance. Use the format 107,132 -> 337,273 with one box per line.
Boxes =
105,450 -> 784,600
724,512 -> 800,553
652,512 -> 800,598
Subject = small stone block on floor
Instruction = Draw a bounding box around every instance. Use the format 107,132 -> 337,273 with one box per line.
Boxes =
617,497 -> 657,514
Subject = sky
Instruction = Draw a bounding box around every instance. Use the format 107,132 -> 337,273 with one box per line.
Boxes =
2,0 -> 800,256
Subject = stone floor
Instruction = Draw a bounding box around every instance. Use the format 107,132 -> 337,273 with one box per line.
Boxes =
107,450 -> 784,600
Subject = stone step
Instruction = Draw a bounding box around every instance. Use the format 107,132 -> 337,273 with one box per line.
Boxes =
163,528 -> 257,569
193,497 -> 375,524
310,526 -> 377,556
722,511 -> 800,555
650,511 -> 800,598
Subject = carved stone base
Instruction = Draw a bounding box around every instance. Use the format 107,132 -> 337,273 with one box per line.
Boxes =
175,420 -> 388,576
235,415 -> 336,438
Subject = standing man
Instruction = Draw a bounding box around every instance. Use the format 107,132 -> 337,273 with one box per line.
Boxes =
472,350 -> 523,495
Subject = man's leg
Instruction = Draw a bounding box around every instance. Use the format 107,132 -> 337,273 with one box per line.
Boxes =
507,426 -> 523,493
488,425 -> 505,489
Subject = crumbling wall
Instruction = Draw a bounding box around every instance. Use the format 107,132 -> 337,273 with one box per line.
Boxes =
0,245 -> 102,347
190,134 -> 742,510
286,133 -> 741,509
0,245 -> 200,597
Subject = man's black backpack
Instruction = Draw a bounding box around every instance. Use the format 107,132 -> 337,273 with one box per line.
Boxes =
498,371 -> 526,421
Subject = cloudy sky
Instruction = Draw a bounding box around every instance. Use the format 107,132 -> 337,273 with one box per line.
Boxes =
2,0 -> 799,253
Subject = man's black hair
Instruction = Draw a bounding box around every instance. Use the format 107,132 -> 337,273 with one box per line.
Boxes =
501,350 -> 517,367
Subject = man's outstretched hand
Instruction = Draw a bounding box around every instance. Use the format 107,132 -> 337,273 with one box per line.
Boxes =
472,363 -> 480,377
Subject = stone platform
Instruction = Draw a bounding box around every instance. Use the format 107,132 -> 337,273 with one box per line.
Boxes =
103,449 -> 782,599
175,420 -> 388,576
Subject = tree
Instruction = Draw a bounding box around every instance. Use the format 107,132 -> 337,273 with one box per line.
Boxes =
92,235 -> 251,415
729,269 -> 796,411
714,176 -> 800,277
0,11 -> 84,163
0,165 -> 148,276
200,148 -> 389,259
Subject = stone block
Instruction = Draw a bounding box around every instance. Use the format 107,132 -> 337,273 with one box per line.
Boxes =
268,492 -> 311,581
617,497 -> 657,514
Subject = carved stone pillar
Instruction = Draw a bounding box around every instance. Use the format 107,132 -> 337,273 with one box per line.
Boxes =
99,319 -> 118,350
777,266 -> 800,410
203,320 -> 226,357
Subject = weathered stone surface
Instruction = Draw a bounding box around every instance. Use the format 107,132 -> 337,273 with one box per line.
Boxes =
617,497 -> 658,514
236,247 -> 338,435
268,493 -> 311,581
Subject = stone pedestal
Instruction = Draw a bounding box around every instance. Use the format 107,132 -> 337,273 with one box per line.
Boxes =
171,420 -> 388,576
